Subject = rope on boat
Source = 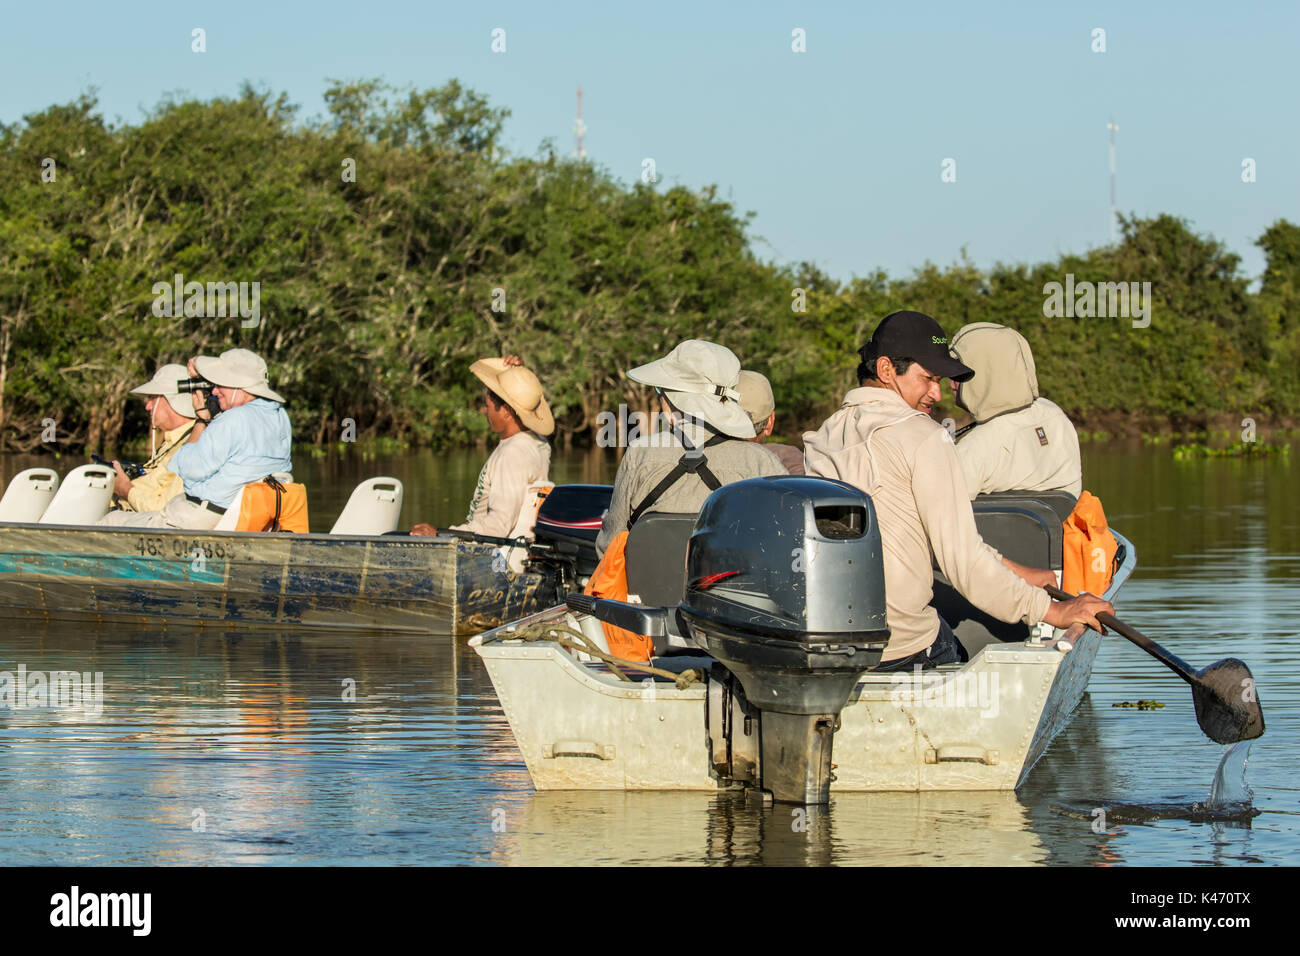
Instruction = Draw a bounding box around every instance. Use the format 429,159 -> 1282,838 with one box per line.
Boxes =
506,622 -> 705,690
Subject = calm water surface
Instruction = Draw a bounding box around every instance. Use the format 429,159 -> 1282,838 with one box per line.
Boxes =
0,444 -> 1295,865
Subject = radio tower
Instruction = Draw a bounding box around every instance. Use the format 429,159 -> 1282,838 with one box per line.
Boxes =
1107,117 -> 1119,244
573,85 -> 587,159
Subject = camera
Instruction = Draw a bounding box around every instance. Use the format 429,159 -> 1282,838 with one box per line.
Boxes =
92,454 -> 145,479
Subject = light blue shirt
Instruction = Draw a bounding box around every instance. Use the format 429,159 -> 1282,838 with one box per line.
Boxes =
169,399 -> 293,508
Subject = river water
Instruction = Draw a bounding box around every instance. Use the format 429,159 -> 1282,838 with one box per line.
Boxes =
0,443 -> 1295,866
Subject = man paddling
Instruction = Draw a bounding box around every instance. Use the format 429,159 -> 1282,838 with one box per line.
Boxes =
803,310 -> 1112,671
411,355 -> 552,539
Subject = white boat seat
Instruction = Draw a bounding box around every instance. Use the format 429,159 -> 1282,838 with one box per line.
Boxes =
38,464 -> 114,525
212,488 -> 245,532
0,467 -> 60,522
329,477 -> 403,535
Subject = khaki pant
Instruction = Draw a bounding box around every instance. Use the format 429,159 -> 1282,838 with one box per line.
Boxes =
96,495 -> 221,530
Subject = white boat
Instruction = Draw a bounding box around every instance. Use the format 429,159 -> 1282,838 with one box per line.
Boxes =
471,489 -> 1135,794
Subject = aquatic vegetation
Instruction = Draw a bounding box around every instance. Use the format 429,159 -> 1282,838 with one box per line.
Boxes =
1112,699 -> 1165,709
1172,441 -> 1290,460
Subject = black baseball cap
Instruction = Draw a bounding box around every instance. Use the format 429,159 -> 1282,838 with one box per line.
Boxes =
859,310 -> 975,382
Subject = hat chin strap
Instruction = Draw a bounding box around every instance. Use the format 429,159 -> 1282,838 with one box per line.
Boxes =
661,392 -> 724,440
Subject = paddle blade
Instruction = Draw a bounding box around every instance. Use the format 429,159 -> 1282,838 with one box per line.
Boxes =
1191,659 -> 1265,744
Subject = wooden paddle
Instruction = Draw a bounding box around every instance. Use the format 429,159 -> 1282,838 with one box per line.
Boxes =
1046,584 -> 1264,744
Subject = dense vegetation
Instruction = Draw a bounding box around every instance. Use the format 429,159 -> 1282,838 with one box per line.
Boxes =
2,81 -> 1297,453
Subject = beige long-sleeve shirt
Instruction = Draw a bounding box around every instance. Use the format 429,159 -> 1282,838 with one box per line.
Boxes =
452,430 -> 551,538
121,423 -> 194,512
955,398 -> 1082,499
596,422 -> 786,556
803,387 -> 1051,661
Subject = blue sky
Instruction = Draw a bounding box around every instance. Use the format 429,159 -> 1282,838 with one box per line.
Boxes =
2,0 -> 1295,283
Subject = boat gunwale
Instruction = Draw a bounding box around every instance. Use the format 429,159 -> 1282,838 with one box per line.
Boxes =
475,531 -> 1138,696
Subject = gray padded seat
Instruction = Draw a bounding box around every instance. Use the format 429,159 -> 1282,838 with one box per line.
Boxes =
933,491 -> 1075,656
625,511 -> 697,608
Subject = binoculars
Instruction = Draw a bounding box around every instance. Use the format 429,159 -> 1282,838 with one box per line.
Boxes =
175,378 -> 222,419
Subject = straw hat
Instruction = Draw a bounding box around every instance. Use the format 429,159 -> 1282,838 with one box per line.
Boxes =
469,358 -> 555,437
627,340 -> 755,439
193,349 -> 285,403
130,363 -> 197,419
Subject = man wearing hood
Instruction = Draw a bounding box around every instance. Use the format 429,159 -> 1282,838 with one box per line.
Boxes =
948,323 -> 1081,499
803,311 -> 1111,671
596,340 -> 785,557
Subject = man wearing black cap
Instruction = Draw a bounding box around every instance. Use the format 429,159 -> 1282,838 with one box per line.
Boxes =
804,311 -> 1112,671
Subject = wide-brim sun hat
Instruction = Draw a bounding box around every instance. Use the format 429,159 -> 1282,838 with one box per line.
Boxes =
193,348 -> 285,403
130,363 -> 197,419
627,340 -> 756,439
469,358 -> 555,437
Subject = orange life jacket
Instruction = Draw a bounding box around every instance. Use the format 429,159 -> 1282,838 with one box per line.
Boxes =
583,531 -> 654,662
234,477 -> 310,533
1061,490 -> 1118,595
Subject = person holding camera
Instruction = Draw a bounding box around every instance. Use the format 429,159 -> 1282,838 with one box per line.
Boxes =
110,348 -> 292,530
96,363 -> 198,524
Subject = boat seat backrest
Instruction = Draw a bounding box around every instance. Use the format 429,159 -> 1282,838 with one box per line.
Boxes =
38,464 -> 114,525
932,493 -> 1073,656
971,496 -> 1065,571
212,487 -> 245,532
330,477 -> 404,535
975,489 -> 1078,525
0,468 -> 60,523
625,512 -> 697,607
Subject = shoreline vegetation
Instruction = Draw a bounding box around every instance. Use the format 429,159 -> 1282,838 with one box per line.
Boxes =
3,80 -> 1299,455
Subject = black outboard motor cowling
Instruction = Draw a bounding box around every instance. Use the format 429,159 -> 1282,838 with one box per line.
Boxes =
682,476 -> 889,804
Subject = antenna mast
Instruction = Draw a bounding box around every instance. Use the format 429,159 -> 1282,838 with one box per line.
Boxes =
573,85 -> 587,159
1107,117 -> 1119,243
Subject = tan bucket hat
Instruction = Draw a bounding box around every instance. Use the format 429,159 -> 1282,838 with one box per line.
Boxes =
627,340 -> 755,439
130,363 -> 197,419
469,358 -> 555,437
736,370 -> 775,430
193,348 -> 285,403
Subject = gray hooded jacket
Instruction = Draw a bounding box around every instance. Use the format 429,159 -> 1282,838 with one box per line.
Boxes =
950,323 -> 1081,499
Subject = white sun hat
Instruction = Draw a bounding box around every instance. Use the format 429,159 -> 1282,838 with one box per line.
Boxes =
130,363 -> 197,419
627,340 -> 755,439
193,348 -> 285,403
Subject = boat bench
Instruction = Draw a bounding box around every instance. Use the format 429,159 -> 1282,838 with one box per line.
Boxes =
933,491 -> 1075,656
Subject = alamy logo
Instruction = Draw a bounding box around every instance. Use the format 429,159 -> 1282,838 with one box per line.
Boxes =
49,886 -> 151,936
889,665 -> 1000,718
594,406 -> 704,448
151,273 -> 261,328
1042,273 -> 1152,329
0,664 -> 103,715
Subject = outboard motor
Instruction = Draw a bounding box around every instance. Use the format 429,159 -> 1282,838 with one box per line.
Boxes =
682,477 -> 889,804
565,476 -> 889,805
